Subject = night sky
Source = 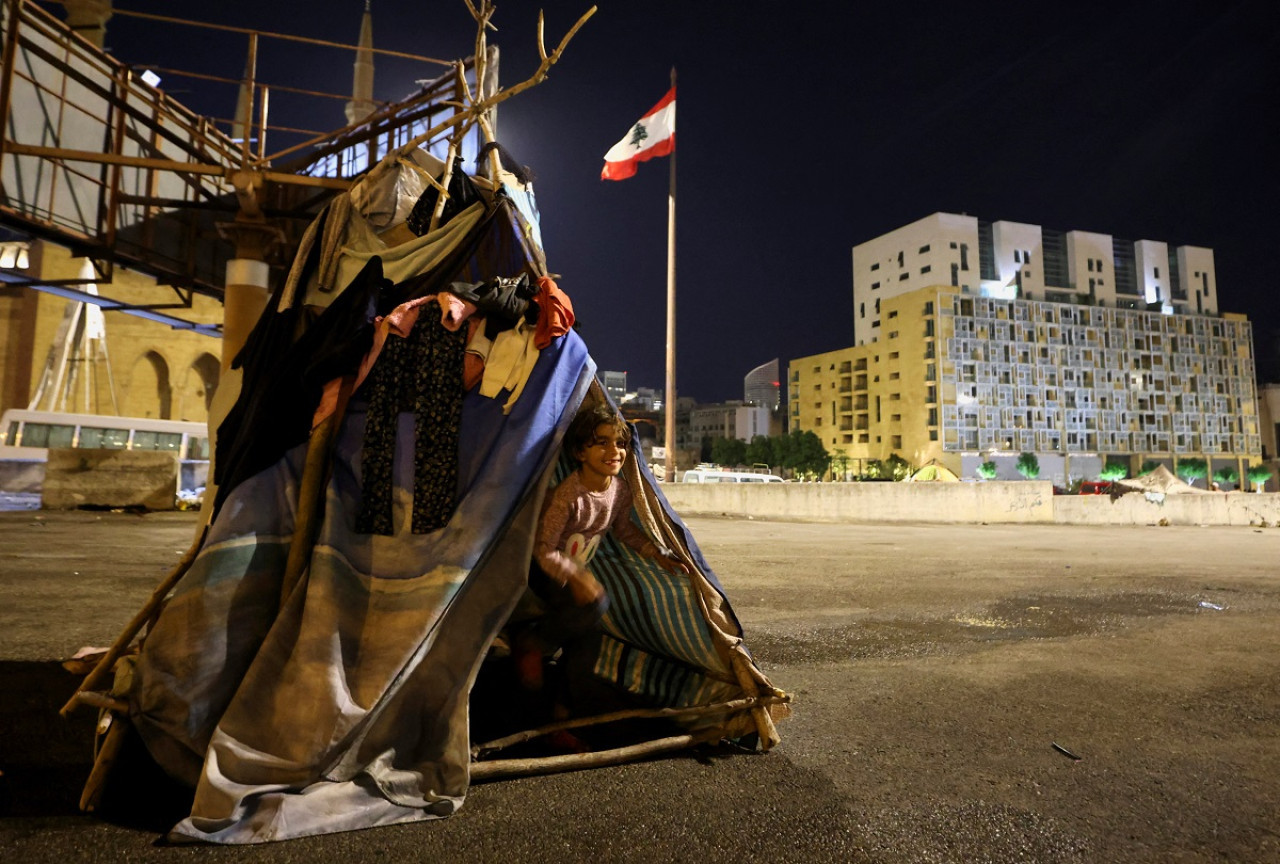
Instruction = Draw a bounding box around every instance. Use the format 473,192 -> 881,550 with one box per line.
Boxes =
94,0 -> 1279,401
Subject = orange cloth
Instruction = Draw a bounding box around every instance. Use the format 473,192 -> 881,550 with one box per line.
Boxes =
533,276 -> 574,349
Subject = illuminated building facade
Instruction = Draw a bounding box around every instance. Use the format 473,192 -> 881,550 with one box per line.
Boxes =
791,283 -> 1261,484
851,212 -> 1220,346
743,358 -> 780,411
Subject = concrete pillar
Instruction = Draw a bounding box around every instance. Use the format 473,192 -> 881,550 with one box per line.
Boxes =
222,257 -> 270,372
61,0 -> 112,49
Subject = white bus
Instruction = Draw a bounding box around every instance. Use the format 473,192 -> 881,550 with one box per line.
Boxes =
0,409 -> 209,464
681,467 -> 784,484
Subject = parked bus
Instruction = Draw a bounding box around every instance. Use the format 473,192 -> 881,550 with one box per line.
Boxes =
0,409 -> 209,462
681,467 -> 783,484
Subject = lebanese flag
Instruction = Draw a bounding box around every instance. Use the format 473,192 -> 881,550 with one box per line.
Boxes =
601,87 -> 676,181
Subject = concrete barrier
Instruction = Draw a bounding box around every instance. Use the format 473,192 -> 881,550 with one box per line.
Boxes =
660,481 -> 1054,523
659,481 -> 1280,527
42,448 -> 178,511
1053,491 -> 1280,526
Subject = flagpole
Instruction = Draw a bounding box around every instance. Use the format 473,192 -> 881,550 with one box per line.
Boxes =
664,66 -> 677,484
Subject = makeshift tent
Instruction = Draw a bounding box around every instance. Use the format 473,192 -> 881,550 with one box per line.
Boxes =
906,463 -> 959,482
1115,465 -> 1208,496
63,132 -> 785,846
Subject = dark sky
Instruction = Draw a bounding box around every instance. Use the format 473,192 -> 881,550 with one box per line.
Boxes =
96,0 -> 1280,400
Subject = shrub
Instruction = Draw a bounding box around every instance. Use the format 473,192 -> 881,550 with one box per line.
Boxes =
976,461 -> 997,480
1098,461 -> 1128,481
1015,452 -> 1040,480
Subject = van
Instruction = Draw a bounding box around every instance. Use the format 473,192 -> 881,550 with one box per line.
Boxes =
0,409 -> 210,493
681,468 -> 784,484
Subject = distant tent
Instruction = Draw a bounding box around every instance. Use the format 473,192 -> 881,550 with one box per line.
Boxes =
907,463 -> 959,482
68,142 -> 786,843
1115,464 -> 1207,496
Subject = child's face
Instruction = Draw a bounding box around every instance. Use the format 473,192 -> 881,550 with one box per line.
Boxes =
576,423 -> 629,482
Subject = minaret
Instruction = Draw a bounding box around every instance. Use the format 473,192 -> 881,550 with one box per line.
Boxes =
62,0 -> 113,49
345,1 -> 376,127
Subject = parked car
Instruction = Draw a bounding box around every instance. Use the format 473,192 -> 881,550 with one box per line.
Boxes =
1079,480 -> 1113,495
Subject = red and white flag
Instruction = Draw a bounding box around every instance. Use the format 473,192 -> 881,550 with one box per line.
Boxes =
601,87 -> 676,181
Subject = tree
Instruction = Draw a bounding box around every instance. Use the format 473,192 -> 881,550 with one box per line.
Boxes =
884,453 -> 912,481
1176,457 -> 1208,487
830,448 -> 850,481
1139,460 -> 1161,477
1099,461 -> 1128,482
1015,451 -> 1040,480
788,430 -> 830,479
976,461 -> 997,480
1212,465 -> 1239,488
710,437 -> 746,468
744,435 -> 774,470
1246,463 -> 1274,493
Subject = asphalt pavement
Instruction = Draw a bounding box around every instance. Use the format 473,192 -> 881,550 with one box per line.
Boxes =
2,510 -> 1279,863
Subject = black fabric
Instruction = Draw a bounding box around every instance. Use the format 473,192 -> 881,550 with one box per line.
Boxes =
476,142 -> 536,186
405,156 -> 483,237
212,256 -> 389,516
448,273 -> 539,340
355,303 -> 467,535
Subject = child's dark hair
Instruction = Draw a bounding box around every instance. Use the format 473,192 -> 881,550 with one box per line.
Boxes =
566,402 -> 630,458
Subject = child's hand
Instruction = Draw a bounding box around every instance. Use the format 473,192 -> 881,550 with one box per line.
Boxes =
567,569 -> 605,605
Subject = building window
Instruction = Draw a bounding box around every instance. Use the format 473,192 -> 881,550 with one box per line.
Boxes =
888,331 -> 899,339
871,281 -> 880,290
1154,266 -> 1160,278
899,272 -> 909,281
860,302 -> 865,318
875,298 -> 881,314
889,393 -> 901,401
889,351 -> 899,359
928,407 -> 938,426
888,310 -> 898,319
891,414 -> 901,422
919,244 -> 930,254
1014,250 -> 1021,263
889,372 -> 900,380
921,265 -> 932,274
1023,250 -> 1031,263
891,435 -> 902,449
1087,259 -> 1094,272
927,385 -> 937,403
871,262 -> 879,271
897,251 -> 904,266
929,429 -> 938,441
923,301 -> 934,315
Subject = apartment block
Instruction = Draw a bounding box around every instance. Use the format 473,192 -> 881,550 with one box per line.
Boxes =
851,213 -> 1220,346
791,284 -> 1261,483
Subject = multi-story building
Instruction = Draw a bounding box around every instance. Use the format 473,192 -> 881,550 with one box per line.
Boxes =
688,401 -> 773,448
743,358 -> 780,411
794,214 -> 1260,484
599,370 -> 627,405
851,212 -> 1220,345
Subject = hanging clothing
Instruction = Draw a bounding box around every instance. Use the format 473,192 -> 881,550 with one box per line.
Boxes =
356,300 -> 467,536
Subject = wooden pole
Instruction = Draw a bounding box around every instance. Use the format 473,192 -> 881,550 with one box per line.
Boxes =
664,66 -> 677,484
472,695 -> 789,759
79,714 -> 129,811
469,733 -> 708,782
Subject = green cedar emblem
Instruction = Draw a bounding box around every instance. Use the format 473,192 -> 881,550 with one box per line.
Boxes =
629,122 -> 648,149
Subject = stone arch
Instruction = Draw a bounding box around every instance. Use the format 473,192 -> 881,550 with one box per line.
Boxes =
174,352 -> 221,420
125,350 -> 172,419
